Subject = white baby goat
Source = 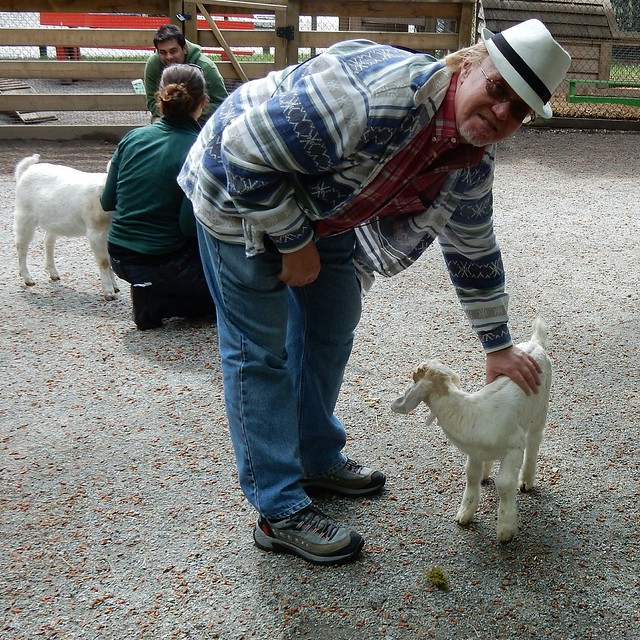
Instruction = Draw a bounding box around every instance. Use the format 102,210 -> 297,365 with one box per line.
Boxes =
391,318 -> 552,543
14,154 -> 118,300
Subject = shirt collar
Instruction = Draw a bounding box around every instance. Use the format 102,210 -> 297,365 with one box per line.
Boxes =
432,73 -> 461,145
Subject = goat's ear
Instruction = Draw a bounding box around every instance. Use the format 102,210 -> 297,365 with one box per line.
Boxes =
391,382 -> 424,414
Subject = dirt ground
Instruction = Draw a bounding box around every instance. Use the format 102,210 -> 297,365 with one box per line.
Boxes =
1,128 -> 639,640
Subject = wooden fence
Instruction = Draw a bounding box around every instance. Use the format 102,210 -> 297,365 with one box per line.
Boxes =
0,0 -> 476,140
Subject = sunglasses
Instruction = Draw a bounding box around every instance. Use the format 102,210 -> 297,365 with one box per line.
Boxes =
479,64 -> 536,124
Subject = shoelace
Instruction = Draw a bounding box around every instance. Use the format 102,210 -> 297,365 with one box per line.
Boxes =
344,458 -> 363,474
294,507 -> 339,540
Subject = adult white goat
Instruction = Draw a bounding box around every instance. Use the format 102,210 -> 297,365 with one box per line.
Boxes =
14,154 -> 118,300
391,318 -> 552,543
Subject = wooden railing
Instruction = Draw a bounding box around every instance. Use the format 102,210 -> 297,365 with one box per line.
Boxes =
0,0 -> 476,140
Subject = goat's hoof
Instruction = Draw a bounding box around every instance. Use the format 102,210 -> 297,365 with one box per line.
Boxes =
455,512 -> 474,526
103,292 -> 117,301
498,533 -> 516,543
24,280 -> 35,287
49,275 -> 61,282
519,480 -> 534,493
497,527 -> 517,543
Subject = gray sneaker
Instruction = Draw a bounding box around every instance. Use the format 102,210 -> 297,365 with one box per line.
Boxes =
301,458 -> 386,496
253,505 -> 364,565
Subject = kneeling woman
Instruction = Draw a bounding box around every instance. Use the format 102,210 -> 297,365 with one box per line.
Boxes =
101,64 -> 216,330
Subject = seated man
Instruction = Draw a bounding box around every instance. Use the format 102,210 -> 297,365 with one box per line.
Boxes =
143,23 -> 227,124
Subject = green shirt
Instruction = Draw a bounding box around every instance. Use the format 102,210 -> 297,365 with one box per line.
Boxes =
102,115 -> 200,255
143,40 -> 228,123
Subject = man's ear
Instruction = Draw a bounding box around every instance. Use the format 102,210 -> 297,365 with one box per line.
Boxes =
458,59 -> 472,83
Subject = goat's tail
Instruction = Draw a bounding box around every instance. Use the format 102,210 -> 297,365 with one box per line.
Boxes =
531,316 -> 548,349
15,154 -> 40,183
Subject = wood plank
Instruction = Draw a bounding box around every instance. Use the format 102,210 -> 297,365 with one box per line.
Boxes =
0,124 -> 142,142
298,0 -> 473,18
299,30 -> 460,50
0,82 -> 59,123
0,28 -> 157,48
0,27 -> 273,48
1,61 -> 147,80
0,79 -> 31,91
198,30 -> 278,47
0,0 -> 475,17
0,1 -> 167,12
198,2 -> 249,81
198,0 -> 287,8
458,1 -> 474,48
329,4 -> 463,20
0,93 -> 146,111
16,111 -> 59,124
214,60 -> 276,78
0,59 -> 273,82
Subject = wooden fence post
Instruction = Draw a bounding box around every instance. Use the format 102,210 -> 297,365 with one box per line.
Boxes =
276,0 -> 299,68
183,2 -> 199,42
459,1 -> 474,49
169,0 -> 184,27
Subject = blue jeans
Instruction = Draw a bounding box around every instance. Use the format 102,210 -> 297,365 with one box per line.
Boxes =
197,226 -> 362,520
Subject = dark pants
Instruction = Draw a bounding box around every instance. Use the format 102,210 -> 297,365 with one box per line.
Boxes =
110,247 -> 215,330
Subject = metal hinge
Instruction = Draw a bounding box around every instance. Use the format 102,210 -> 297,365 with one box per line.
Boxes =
276,26 -> 295,41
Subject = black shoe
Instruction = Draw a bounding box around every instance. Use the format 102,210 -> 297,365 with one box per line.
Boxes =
133,314 -> 163,331
131,285 -> 163,330
253,505 -> 364,565
301,459 -> 386,496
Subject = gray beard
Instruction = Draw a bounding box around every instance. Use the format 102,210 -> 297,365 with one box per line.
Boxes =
457,125 -> 486,147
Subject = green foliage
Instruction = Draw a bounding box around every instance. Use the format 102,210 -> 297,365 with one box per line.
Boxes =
610,61 -> 640,81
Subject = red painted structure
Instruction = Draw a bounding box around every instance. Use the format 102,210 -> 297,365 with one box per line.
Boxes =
40,13 -> 255,30
40,13 -> 255,60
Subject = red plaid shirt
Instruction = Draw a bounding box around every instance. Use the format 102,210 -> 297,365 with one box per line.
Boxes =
314,75 -> 485,237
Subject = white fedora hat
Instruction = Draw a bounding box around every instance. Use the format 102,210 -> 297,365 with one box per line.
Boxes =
481,19 -> 571,119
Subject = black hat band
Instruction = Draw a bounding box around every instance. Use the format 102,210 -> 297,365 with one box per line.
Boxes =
492,32 -> 551,104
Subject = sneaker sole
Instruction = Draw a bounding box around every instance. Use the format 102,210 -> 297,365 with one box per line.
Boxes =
300,478 -> 386,497
253,526 -> 364,565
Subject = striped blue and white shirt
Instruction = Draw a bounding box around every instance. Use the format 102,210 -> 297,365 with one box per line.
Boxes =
178,39 -> 512,351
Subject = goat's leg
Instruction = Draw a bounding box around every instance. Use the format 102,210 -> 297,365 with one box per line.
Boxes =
456,456 -> 483,525
495,449 -> 524,543
109,267 -> 120,295
43,231 -> 60,281
520,424 -> 544,491
15,217 -> 37,286
86,230 -> 117,301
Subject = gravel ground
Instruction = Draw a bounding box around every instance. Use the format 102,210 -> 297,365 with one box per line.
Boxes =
1,129 -> 639,640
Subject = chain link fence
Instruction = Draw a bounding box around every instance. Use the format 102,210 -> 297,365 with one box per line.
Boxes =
1,2 -> 639,122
